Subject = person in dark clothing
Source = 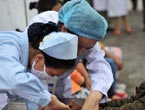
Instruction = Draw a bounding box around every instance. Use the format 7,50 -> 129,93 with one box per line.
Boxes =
131,0 -> 138,11
29,0 -> 62,13
143,0 -> 145,31
37,0 -> 62,13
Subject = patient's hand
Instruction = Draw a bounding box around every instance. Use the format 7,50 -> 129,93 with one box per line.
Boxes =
67,101 -> 82,110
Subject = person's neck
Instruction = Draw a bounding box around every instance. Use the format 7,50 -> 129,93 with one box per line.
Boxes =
28,44 -> 37,69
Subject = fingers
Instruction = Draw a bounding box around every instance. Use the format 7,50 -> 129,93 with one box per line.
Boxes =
67,101 -> 82,110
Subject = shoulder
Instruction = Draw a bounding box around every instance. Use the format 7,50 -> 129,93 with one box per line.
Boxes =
0,31 -> 21,39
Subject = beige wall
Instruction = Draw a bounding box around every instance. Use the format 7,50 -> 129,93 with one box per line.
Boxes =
0,0 -> 38,31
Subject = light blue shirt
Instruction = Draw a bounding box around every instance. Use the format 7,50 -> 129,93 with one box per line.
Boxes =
0,31 -> 51,106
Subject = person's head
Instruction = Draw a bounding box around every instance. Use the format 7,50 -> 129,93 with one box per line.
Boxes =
58,0 -> 108,55
38,0 -> 62,13
27,22 -> 78,77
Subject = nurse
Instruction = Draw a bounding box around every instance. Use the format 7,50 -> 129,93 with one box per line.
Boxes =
58,1 -> 113,109
0,22 -> 78,110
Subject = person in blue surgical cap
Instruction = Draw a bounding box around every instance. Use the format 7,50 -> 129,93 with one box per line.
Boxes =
29,0 -> 114,110
0,22 -> 79,110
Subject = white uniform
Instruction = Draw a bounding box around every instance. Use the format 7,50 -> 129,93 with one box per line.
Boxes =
107,0 -> 128,17
92,0 -> 108,11
30,11 -> 113,103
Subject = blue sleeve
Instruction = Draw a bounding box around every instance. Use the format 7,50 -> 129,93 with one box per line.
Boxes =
0,32 -> 51,106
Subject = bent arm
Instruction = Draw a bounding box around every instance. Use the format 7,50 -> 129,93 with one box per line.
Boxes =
86,44 -> 113,100
0,42 -> 51,106
76,62 -> 91,89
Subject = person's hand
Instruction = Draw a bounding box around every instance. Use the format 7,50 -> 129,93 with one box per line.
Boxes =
81,90 -> 103,110
67,101 -> 82,110
39,107 -> 48,110
39,95 -> 70,110
104,48 -> 123,70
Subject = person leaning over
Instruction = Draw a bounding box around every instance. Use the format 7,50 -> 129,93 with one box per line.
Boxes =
0,22 -> 79,110
27,22 -> 79,110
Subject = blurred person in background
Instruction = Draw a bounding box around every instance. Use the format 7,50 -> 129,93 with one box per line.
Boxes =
143,0 -> 145,31
131,0 -> 138,11
91,0 -> 114,32
107,0 -> 132,36
29,0 -> 62,13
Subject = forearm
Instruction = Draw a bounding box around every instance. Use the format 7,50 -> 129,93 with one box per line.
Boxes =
86,90 -> 103,103
0,66 -> 52,106
12,73 -> 52,106
39,94 -> 70,110
82,90 -> 103,110
76,62 -> 90,82
104,49 -> 115,60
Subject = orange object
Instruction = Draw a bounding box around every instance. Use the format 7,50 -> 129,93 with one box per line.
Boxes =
71,70 -> 84,94
71,70 -> 84,86
71,80 -> 82,94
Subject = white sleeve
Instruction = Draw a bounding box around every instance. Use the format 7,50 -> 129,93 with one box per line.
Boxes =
85,43 -> 114,103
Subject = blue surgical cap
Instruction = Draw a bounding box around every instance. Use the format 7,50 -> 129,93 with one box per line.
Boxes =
58,0 -> 108,40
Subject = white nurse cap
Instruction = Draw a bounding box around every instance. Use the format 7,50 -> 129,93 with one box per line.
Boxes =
39,32 -> 78,60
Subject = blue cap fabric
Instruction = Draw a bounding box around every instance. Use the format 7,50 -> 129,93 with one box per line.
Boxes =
58,0 -> 108,40
39,32 -> 78,60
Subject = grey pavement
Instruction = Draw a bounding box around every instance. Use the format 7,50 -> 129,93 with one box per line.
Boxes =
103,11 -> 145,96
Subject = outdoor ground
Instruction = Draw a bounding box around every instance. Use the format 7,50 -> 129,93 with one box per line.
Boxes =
103,11 -> 145,96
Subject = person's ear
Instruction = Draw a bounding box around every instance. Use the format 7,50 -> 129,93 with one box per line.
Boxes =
34,53 -> 44,63
61,25 -> 68,32
33,53 -> 44,70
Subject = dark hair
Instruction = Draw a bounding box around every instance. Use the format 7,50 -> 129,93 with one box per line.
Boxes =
28,22 -> 59,49
58,21 -> 77,37
37,0 -> 61,13
41,51 -> 76,69
29,1 -> 38,10
62,0 -> 71,5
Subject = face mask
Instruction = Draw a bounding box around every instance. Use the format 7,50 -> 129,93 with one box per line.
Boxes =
31,61 -> 58,94
31,61 -> 54,80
